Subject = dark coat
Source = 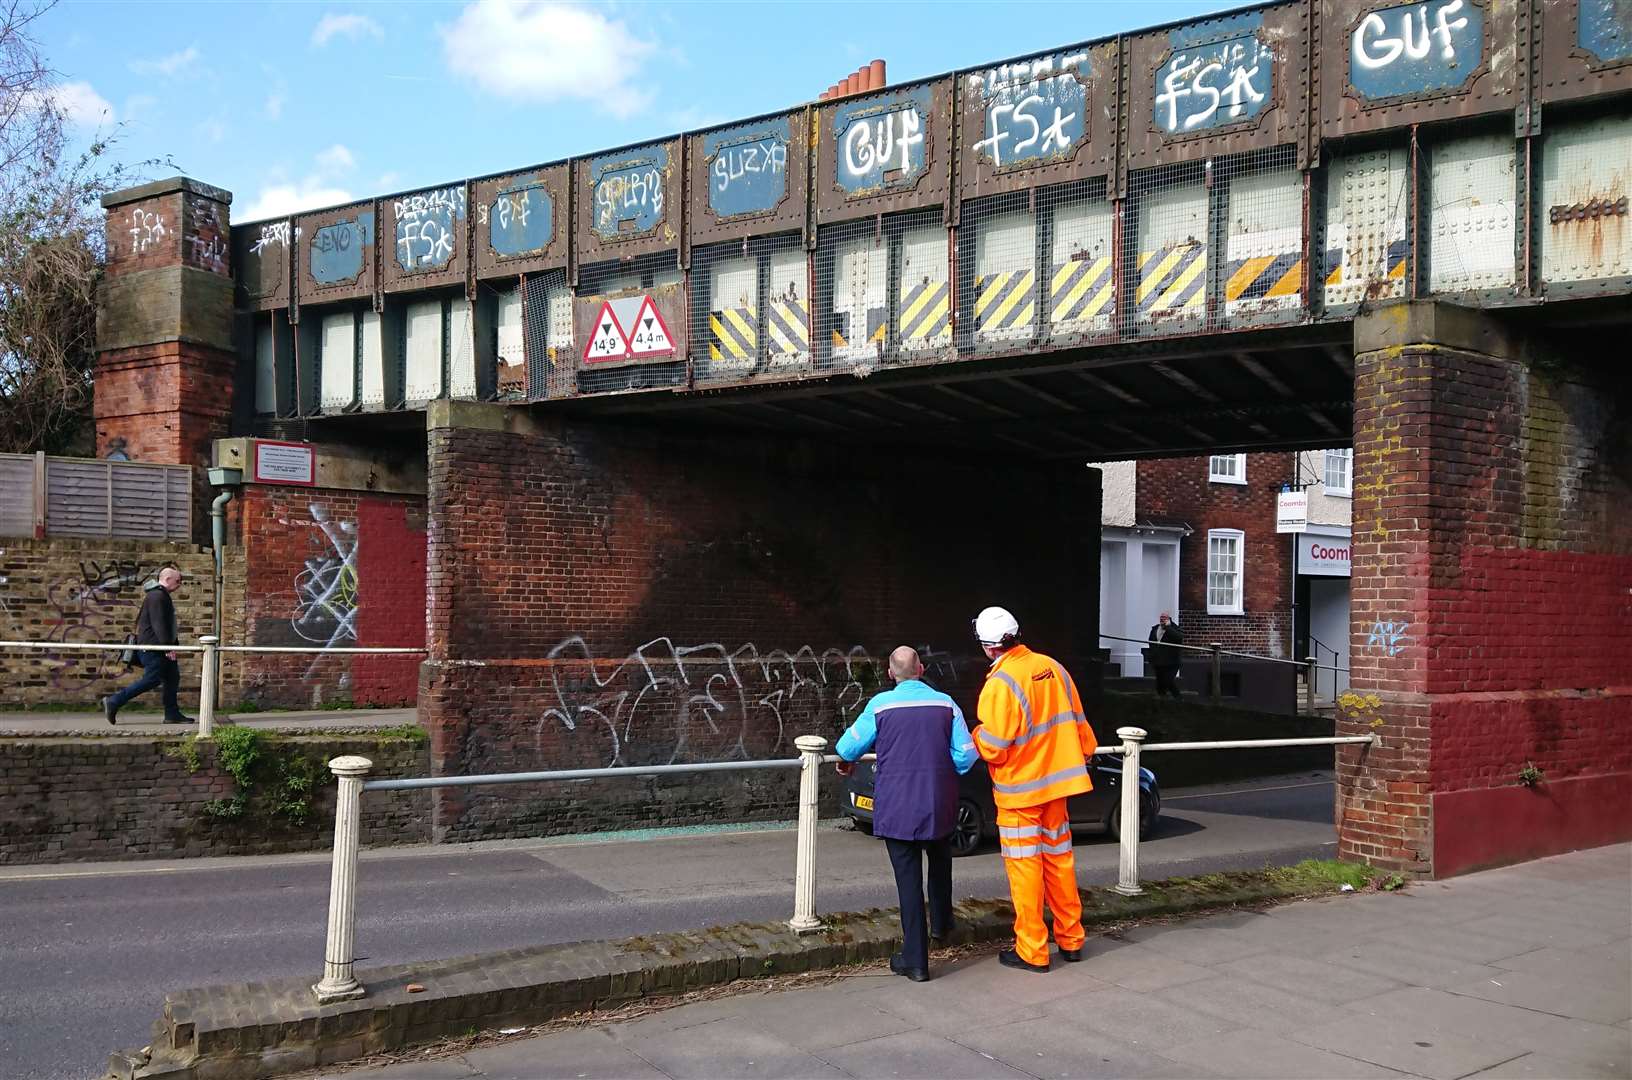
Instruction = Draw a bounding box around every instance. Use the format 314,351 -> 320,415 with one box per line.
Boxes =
135,583 -> 178,647
1147,622 -> 1183,669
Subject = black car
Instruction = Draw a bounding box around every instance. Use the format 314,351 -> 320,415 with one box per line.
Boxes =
843,754 -> 1160,856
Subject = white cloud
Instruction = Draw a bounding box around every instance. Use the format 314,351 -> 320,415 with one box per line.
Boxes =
130,46 -> 200,78
312,13 -> 384,47
47,81 -> 115,128
264,92 -> 285,120
315,143 -> 356,174
238,181 -> 355,223
442,0 -> 656,118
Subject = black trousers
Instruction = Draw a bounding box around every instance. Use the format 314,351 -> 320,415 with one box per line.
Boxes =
884,834 -> 953,971
1153,664 -> 1182,698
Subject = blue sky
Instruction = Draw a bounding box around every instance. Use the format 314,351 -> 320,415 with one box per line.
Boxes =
42,0 -> 1235,223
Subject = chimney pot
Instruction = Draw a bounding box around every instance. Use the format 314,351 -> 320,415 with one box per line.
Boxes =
870,59 -> 886,88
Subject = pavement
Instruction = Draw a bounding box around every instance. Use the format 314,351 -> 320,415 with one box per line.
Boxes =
0,706 -> 416,735
1,774 -> 1337,1080
326,843 -> 1632,1080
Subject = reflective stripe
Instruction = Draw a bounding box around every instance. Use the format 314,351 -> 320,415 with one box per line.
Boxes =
999,824 -> 1041,840
1056,664 -> 1078,705
1040,838 -> 1073,855
1007,710 -> 1078,749
991,671 -> 1032,725
874,700 -> 953,714
1001,843 -> 1040,859
993,761 -> 1089,796
1039,823 -> 1070,840
977,726 -> 1010,751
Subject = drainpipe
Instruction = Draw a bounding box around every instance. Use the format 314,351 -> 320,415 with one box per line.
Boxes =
206,466 -> 243,713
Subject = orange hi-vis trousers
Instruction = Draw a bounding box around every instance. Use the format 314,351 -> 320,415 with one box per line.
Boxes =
997,798 -> 1084,967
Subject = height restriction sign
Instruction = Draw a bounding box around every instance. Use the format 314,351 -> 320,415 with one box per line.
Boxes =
582,294 -> 677,364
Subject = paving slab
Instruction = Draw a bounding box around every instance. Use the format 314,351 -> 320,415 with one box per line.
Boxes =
1119,911 -> 1284,965
1320,940 -> 1508,990
1449,968 -> 1632,1026
732,982 -> 919,1051
1289,1014 -> 1527,1080
461,1029 -> 669,1080
1365,923 -> 1537,966
1164,1026 -> 1405,1079
817,1029 -> 1035,1080
1151,973 -> 1355,1036
1046,985 -> 1235,1053
1213,951 -> 1409,1005
952,1014 -> 1218,1080
320,1058 -> 478,1080
1065,938 -> 1218,992
619,1015 -> 848,1079
1467,1051 -> 1628,1079
1458,913 -> 1627,951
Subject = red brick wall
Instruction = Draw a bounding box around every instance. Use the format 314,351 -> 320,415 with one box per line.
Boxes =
421,410 -> 1101,841
94,342 -> 235,468
229,485 -> 426,709
1135,452 -> 1295,656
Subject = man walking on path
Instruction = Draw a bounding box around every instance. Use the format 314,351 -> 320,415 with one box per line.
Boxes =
834,645 -> 978,982
102,567 -> 192,725
1147,612 -> 1184,699
971,605 -> 1098,973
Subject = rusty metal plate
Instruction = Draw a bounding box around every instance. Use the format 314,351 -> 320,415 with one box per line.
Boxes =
572,280 -> 687,370
957,41 -> 1115,198
381,183 -> 470,293
689,111 -> 809,244
295,201 -> 376,304
575,138 -> 682,265
474,164 -> 570,279
1125,5 -> 1309,167
1539,113 -> 1632,292
815,77 -> 953,225
234,220 -> 292,311
1541,0 -> 1632,106
1320,0 -> 1516,139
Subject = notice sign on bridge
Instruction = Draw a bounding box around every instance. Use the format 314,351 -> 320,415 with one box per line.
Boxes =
582,294 -> 677,364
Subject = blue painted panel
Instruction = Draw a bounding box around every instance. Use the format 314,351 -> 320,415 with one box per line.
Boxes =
1168,10 -> 1269,49
393,185 -> 466,273
1579,0 -> 1632,63
1349,0 -> 1484,100
969,50 -> 1090,170
703,117 -> 792,219
589,143 -> 670,241
309,211 -> 372,286
1155,27 -> 1274,135
488,178 -> 554,258
831,85 -> 933,197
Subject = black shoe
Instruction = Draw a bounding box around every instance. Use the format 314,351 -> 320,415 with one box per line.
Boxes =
164,715 -> 195,725
1058,947 -> 1084,963
889,952 -> 930,982
101,697 -> 117,725
998,948 -> 1050,974
931,920 -> 954,946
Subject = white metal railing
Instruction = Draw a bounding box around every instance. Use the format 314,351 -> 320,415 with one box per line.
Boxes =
310,728 -> 1373,1004
0,636 -> 425,738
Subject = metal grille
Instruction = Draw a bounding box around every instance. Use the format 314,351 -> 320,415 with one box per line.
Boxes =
1427,131 -> 1517,295
1125,159 -> 1210,336
1321,142 -> 1410,310
575,253 -> 686,395
690,232 -> 810,386
810,207 -> 951,375
522,269 -> 573,399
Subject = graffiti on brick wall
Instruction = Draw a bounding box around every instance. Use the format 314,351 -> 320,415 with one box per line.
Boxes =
538,636 -> 891,769
1365,619 -> 1411,657
127,207 -> 167,254
291,504 -> 358,683
42,561 -> 160,690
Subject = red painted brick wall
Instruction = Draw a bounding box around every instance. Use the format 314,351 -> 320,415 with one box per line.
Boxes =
1135,452 -> 1295,656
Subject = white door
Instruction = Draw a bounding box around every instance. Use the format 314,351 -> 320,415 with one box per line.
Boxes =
1099,540 -> 1132,675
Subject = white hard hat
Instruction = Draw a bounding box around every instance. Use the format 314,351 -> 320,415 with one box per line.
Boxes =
972,606 -> 1020,646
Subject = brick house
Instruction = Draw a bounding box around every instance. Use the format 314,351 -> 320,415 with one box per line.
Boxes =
1094,449 -> 1353,701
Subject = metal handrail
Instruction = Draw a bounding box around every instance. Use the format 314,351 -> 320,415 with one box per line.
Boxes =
0,639 -> 205,652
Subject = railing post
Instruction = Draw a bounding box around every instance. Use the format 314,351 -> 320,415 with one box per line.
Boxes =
1304,655 -> 1318,715
197,636 -> 219,739
1209,643 -> 1222,705
314,755 -> 373,1004
1114,727 -> 1147,896
789,735 -> 828,934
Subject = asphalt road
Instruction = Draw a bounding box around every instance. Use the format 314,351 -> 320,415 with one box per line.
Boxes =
0,772 -> 1336,1080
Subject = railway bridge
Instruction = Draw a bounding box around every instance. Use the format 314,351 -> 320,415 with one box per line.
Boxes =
94,0 -> 1631,876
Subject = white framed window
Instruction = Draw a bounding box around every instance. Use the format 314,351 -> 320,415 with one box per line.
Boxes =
1207,529 -> 1244,615
1324,448 -> 1353,497
1209,453 -> 1246,484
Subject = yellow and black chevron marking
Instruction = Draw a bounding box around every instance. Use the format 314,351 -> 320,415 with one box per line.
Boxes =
1050,256 -> 1114,324
830,307 -> 887,350
1323,239 -> 1407,288
767,297 -> 810,358
1137,243 -> 1206,317
1225,251 -> 1302,306
900,278 -> 951,342
974,268 -> 1036,334
709,305 -> 757,363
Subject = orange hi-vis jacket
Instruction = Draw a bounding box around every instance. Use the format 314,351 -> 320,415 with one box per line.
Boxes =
974,644 -> 1098,810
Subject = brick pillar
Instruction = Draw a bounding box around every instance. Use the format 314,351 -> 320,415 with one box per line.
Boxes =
1340,302 -> 1632,878
95,177 -> 235,468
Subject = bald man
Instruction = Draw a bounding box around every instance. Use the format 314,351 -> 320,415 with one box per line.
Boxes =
835,646 -> 978,981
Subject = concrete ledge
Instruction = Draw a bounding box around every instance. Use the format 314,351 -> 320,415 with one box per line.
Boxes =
107,868 -> 1359,1079
102,177 -> 233,210
1352,300 -> 1522,360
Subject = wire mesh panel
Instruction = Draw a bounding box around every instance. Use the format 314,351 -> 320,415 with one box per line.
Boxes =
1046,180 -> 1115,342
966,192 -> 1037,350
691,233 -> 810,386
523,269 -> 574,399
895,218 -> 951,360
1427,132 -> 1516,295
1127,164 -> 1208,335
1539,113 -> 1632,293
1322,145 -> 1409,309
1222,148 -> 1304,325
574,254 -> 687,395
493,283 -> 526,399
817,219 -> 888,373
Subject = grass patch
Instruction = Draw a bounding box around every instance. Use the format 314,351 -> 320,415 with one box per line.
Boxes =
375,723 -> 429,744
1268,858 -> 1375,891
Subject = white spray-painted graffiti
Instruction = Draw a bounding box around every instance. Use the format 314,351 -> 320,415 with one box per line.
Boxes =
841,108 -> 924,185
712,139 -> 787,194
1366,620 -> 1410,657
290,504 -> 357,685
1155,36 -> 1273,134
594,165 -> 665,233
969,52 -> 1088,169
250,221 -> 293,255
128,208 -> 167,254
394,186 -> 466,271
1353,0 -> 1471,70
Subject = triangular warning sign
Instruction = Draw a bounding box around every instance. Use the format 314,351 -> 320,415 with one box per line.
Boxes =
583,301 -> 631,363
626,295 -> 676,358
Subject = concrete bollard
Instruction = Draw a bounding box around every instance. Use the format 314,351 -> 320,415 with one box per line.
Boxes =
1114,727 -> 1147,896
197,636 -> 219,740
314,755 -> 373,1004
788,735 -> 828,934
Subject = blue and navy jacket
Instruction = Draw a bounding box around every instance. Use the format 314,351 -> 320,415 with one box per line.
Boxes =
835,679 -> 979,841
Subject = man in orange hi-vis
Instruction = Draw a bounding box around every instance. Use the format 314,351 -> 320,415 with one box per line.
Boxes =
971,605 -> 1098,973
